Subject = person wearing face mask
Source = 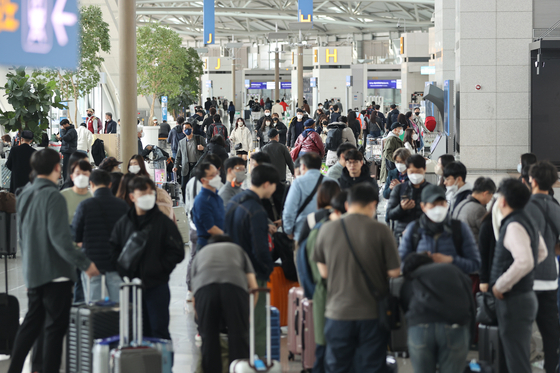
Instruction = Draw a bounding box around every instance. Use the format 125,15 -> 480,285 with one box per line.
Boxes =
167,116 -> 187,159
86,108 -> 102,134
137,125 -> 145,154
434,154 -> 455,190
270,113 -> 288,145
257,116 -> 274,148
229,118 -> 254,162
338,149 -> 376,190
403,128 -> 418,153
173,121 -> 206,200
398,184 -> 481,275
218,157 -> 247,207
57,119 -> 78,180
110,176 -> 185,340
387,154 -> 431,240
256,108 -> 272,131
287,108 -> 307,149
412,107 -> 425,132
0,134 -> 10,158
383,148 -> 411,200
261,129 -> 294,184
443,161 -> 472,213
380,122 -> 404,183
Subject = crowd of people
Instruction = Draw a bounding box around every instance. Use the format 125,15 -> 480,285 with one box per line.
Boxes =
2,97 -> 560,373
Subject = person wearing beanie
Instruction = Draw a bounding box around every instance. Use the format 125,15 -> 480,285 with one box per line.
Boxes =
292,119 -> 325,159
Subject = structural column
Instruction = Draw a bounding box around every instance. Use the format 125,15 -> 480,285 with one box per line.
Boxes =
297,46 -> 303,109
275,49 -> 280,101
119,0 -> 137,164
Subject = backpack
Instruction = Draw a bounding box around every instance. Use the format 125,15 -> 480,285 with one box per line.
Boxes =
410,219 -> 464,257
325,125 -> 344,151
212,123 -> 227,138
91,138 -> 105,166
296,218 -> 327,298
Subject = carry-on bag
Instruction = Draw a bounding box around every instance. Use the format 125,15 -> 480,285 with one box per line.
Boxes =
229,288 -> 281,373
110,278 -> 162,373
0,254 -> 19,355
301,298 -> 316,371
269,307 -> 281,362
287,287 -> 304,359
67,274 -> 120,373
478,324 -> 508,373
0,212 -> 17,257
267,266 -> 299,327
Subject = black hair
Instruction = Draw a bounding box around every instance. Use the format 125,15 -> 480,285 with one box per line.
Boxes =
294,157 -> 301,169
177,116 -> 185,125
402,253 -> 434,277
317,180 -> 341,209
347,111 -> 357,121
348,182 -> 379,206
70,159 -> 92,174
300,153 -> 322,170
31,148 -> 62,176
521,153 -> 537,170
336,142 -> 357,159
443,161 -> 467,181
251,164 -> 280,187
183,121 -> 192,128
213,114 -> 221,123
67,151 -> 88,176
194,162 -> 214,181
106,112 -> 112,118
390,104 -> 396,109
89,169 -> 111,187
497,178 -> 531,210
331,190 -> 348,213
439,154 -> 455,169
210,135 -> 227,148
339,116 -> 347,124
251,152 -> 271,165
60,119 -> 70,126
207,235 -> 234,244
224,157 -> 246,171
375,105 -> 380,110
128,175 -> 156,193
344,149 -> 364,162
529,161 -> 558,192
472,177 -> 497,194
205,153 -> 223,170
333,104 -> 339,111
405,154 -> 426,169
405,111 -> 413,119
110,172 -> 123,196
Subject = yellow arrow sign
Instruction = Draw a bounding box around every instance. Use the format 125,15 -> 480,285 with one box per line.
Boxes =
0,0 -> 19,32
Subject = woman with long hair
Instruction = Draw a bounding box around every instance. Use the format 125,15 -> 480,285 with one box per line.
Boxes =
403,128 -> 418,153
127,154 -> 149,176
435,154 -> 455,189
229,117 -> 254,162
257,116 -> 274,148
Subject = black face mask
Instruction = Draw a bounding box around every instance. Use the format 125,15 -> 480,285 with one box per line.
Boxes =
87,113 -> 92,117
415,112 -> 420,116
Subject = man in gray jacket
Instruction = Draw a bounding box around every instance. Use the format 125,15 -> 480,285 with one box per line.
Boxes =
8,148 -> 99,373
172,120 -> 206,201
261,129 -> 294,183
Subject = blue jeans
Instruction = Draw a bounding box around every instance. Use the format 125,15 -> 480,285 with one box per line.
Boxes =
408,323 -> 470,373
81,271 -> 122,303
324,318 -> 387,373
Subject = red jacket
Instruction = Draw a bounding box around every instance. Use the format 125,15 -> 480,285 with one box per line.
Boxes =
294,129 -> 325,158
87,116 -> 103,134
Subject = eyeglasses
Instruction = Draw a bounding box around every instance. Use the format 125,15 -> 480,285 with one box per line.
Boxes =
345,160 -> 361,166
234,166 -> 246,171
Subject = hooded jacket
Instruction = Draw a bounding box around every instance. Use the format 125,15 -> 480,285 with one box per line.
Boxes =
294,128 -> 325,158
60,124 -> 78,154
77,125 -> 93,153
167,125 -> 186,154
229,125 -> 254,153
287,116 -> 306,147
338,163 -> 375,190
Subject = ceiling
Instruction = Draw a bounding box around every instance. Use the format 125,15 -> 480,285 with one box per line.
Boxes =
135,0 -> 435,44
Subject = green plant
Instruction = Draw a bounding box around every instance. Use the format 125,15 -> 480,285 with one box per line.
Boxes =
0,68 -> 65,142
137,23 -> 188,119
167,47 -> 204,118
44,5 -> 111,124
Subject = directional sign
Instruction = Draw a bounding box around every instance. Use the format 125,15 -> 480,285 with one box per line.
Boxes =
0,0 -> 79,69
203,0 -> 215,45
298,0 -> 313,23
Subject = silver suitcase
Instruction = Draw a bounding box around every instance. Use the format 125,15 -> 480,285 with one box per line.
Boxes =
110,278 -> 162,373
229,288 -> 281,373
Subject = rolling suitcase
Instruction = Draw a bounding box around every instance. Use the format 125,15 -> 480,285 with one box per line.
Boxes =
388,277 -> 408,357
287,287 -> 304,359
229,288 -> 281,373
67,275 -> 120,373
269,307 -> 281,362
0,212 -> 17,258
301,298 -> 316,371
110,278 -> 162,373
267,265 -> 299,327
0,254 -> 19,355
478,324 -> 508,373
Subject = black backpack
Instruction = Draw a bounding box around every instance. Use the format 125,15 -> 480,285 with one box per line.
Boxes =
410,219 -> 464,257
212,123 -> 227,138
325,125 -> 344,151
91,139 -> 105,166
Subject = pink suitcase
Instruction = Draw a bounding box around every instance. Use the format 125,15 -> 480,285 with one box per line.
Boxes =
301,298 -> 316,370
287,287 -> 304,360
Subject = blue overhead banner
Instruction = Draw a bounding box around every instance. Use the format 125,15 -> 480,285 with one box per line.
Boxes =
298,0 -> 313,23
203,0 -> 215,45
161,96 -> 168,121
0,0 -> 79,69
367,80 -> 398,89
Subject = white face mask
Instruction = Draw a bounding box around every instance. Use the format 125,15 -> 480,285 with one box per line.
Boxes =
73,174 -> 90,189
129,165 -> 141,174
297,114 -> 303,120
265,112 -> 270,116
408,173 -> 424,185
135,193 -> 156,211
425,205 -> 448,223
208,176 -> 222,189
395,163 -> 407,173
412,133 -> 419,141
446,183 -> 458,196
238,122 -> 245,127
517,163 -> 522,173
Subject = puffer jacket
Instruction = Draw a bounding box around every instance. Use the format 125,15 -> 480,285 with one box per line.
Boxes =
294,129 -> 325,158
229,125 -> 254,153
60,125 -> 78,154
76,125 -> 93,152
338,163 -> 375,189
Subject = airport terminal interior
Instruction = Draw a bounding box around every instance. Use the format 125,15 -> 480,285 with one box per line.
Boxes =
1,0 -> 560,372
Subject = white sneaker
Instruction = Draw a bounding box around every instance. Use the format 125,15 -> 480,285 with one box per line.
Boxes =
186,290 -> 193,302
195,333 -> 202,348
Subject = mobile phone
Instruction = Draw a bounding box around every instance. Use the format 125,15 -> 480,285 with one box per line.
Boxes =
401,194 -> 410,202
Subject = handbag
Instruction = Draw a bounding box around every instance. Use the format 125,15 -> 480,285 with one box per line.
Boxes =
476,292 -> 497,325
290,142 -> 302,161
235,142 -> 243,151
117,226 -> 151,272
340,219 -> 401,331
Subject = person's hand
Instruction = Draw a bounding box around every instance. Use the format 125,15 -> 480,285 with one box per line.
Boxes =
241,154 -> 247,161
431,253 -> 453,264
85,262 -> 100,278
77,243 -> 83,248
479,283 -> 489,293
274,219 -> 282,227
173,167 -> 177,173
390,179 -> 400,190
268,224 -> 277,235
197,145 -> 204,151
287,234 -> 294,240
492,285 -> 504,300
400,199 -> 415,210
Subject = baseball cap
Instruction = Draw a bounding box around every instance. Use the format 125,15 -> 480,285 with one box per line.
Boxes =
421,184 -> 447,204
21,130 -> 34,140
152,116 -> 157,120
99,157 -> 122,171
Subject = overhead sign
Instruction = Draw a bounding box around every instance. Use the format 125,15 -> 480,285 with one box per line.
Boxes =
281,82 -> 291,89
421,66 -> 436,75
244,79 -> 250,89
205,80 -> 212,88
298,0 -> 312,23
367,80 -> 402,89
161,96 -> 168,121
247,82 -> 292,90
0,0 -> 79,69
203,0 -> 215,45
346,76 -> 353,87
310,77 -> 317,88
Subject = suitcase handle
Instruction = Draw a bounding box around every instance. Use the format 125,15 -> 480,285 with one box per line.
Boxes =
249,287 -> 272,368
84,272 -> 108,304
118,277 -> 143,348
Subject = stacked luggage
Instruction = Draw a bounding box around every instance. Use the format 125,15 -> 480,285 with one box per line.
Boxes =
287,287 -> 316,371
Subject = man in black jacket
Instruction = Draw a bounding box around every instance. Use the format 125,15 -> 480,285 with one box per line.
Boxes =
110,177 -> 185,340
104,113 -> 117,134
287,109 -> 307,148
338,149 -> 375,189
386,104 -> 399,131
73,170 -> 130,302
6,130 -> 35,193
57,119 -> 77,180
261,129 -> 294,183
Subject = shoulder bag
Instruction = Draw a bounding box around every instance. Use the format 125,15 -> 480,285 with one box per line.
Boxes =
117,225 -> 152,273
340,218 -> 401,331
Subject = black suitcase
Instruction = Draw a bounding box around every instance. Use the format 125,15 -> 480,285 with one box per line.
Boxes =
0,212 -> 17,257
67,276 -> 120,373
478,324 -> 508,372
0,255 -> 19,355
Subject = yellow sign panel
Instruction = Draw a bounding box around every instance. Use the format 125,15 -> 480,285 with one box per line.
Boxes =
400,37 -> 404,55
313,49 -> 318,63
300,14 -> 311,22
0,0 -> 19,32
215,58 -> 221,70
292,51 -> 294,65
326,49 -> 337,63
206,33 -> 213,44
